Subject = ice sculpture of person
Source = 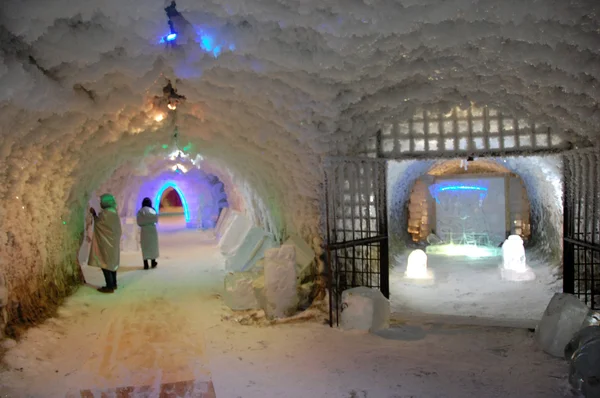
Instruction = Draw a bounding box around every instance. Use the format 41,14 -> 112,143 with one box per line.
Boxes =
89,194 -> 122,293
136,197 -> 159,270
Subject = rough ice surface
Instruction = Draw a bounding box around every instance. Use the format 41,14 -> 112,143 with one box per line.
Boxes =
224,227 -> 277,272
340,287 -> 390,333
264,245 -> 298,319
283,235 -> 315,280
215,208 -> 234,241
535,293 -> 591,357
223,272 -> 262,311
219,211 -> 253,256
500,235 -> 536,282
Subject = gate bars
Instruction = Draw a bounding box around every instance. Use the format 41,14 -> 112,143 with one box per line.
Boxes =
563,150 -> 600,310
324,157 -> 390,327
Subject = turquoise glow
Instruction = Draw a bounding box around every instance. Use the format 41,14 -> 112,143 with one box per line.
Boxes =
154,181 -> 190,222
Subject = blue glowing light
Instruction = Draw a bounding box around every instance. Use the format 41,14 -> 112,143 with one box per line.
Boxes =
439,185 -> 488,192
159,33 -> 177,44
195,29 -> 235,58
154,181 -> 190,222
429,181 -> 490,204
200,35 -> 214,52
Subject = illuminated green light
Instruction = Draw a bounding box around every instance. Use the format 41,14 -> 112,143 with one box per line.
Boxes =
162,144 -> 169,149
62,221 -> 66,225
425,243 -> 501,258
183,143 -> 192,151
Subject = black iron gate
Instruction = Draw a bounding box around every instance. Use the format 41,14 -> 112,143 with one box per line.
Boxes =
563,149 -> 600,309
324,157 -> 389,327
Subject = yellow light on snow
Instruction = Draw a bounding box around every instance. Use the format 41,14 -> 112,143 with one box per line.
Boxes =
167,103 -> 177,110
154,113 -> 165,122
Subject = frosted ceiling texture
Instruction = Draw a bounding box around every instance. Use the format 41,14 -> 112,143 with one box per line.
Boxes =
0,0 -> 599,244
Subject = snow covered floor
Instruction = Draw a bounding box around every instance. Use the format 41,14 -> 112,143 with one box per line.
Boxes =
390,251 -> 562,327
0,230 -> 571,397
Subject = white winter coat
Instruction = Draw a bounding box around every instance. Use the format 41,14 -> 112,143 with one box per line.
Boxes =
136,206 -> 159,260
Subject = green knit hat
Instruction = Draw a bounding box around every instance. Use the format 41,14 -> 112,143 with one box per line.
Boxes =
100,194 -> 117,209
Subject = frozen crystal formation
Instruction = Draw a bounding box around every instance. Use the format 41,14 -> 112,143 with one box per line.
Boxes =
223,271 -> 263,311
264,245 -> 298,319
340,286 -> 390,333
500,235 -> 536,281
283,235 -> 315,280
564,325 -> 600,397
535,293 -> 592,357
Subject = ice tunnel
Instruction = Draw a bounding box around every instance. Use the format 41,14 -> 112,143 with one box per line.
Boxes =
0,3 -> 599,385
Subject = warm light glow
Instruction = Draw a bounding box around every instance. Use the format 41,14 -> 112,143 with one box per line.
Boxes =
405,249 -> 432,279
154,182 -> 190,222
426,243 -> 500,258
167,103 -> 177,110
154,113 -> 165,122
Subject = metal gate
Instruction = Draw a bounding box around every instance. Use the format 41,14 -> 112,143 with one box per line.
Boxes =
324,157 -> 389,327
563,149 -> 600,309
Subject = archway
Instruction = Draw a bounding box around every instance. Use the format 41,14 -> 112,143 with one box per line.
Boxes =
156,182 -> 189,218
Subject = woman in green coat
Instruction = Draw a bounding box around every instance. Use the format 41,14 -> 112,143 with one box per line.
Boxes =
89,194 -> 122,293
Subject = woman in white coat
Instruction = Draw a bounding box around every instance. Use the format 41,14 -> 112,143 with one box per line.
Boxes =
136,197 -> 159,270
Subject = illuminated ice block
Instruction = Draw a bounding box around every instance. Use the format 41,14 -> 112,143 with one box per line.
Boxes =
340,286 -> 390,333
500,235 -> 535,281
405,249 -> 433,280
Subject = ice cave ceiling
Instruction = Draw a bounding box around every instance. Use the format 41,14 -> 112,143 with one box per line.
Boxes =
0,0 -> 599,237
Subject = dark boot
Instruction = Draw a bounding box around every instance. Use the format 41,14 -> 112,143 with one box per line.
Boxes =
99,269 -> 115,293
151,259 -> 157,269
144,260 -> 149,270
112,271 -> 118,290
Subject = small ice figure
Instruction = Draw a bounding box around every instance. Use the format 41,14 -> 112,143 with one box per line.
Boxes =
405,249 -> 433,280
500,235 -> 535,281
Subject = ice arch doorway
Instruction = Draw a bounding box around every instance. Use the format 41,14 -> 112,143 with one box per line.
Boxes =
137,170 -> 229,230
155,181 -> 190,223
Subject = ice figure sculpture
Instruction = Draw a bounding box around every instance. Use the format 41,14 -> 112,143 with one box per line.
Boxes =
500,235 -> 535,281
405,249 -> 433,280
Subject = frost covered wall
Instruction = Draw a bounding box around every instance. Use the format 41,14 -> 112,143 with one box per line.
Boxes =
388,156 -> 563,263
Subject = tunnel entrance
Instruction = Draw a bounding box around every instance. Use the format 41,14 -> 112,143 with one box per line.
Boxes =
326,103 -> 584,326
